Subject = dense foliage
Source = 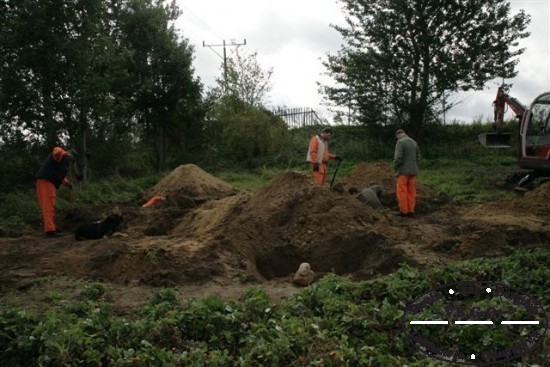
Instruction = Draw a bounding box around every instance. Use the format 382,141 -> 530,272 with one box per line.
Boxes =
0,118 -> 519,194
323,0 -> 530,134
1,0 -> 529,193
1,248 -> 547,366
211,49 -> 274,108
202,96 -> 291,169
0,0 -> 204,177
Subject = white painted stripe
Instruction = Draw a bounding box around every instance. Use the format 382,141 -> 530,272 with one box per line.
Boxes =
410,321 -> 449,325
455,321 -> 494,325
501,321 -> 539,325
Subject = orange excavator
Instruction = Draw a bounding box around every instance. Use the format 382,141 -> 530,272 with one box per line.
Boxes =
478,85 -> 550,183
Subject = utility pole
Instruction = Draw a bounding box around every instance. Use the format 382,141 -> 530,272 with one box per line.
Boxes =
202,39 -> 246,87
442,90 -> 446,125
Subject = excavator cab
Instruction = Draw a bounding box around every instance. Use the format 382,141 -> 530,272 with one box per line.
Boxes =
518,91 -> 550,173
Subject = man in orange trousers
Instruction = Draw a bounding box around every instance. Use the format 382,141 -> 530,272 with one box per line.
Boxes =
35,147 -> 75,237
306,127 -> 341,185
393,129 -> 420,217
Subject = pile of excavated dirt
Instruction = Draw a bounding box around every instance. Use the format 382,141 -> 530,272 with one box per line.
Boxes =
337,161 -> 451,212
137,164 -> 238,236
172,192 -> 253,238
145,164 -> 237,202
522,181 -> 550,215
170,171 -> 402,282
464,181 -> 550,220
0,162 -> 548,312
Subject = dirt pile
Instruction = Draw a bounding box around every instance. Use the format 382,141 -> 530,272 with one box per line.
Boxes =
145,164 -> 236,202
522,181 -> 550,215
172,192 -> 253,238
137,164 -> 238,236
338,161 -> 450,212
467,181 -> 550,219
203,171 -> 401,281
0,162 -> 548,309
340,161 -> 396,189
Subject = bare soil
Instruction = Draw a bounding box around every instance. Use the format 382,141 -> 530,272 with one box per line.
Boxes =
1,163 -> 548,314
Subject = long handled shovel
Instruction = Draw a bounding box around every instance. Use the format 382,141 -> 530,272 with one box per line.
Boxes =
329,159 -> 343,188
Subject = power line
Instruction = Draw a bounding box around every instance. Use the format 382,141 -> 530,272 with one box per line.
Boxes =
202,39 -> 246,84
179,2 -> 222,40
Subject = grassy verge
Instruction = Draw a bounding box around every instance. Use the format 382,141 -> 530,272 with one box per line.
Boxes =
1,248 -> 547,366
216,166 -> 291,191
420,161 -> 521,203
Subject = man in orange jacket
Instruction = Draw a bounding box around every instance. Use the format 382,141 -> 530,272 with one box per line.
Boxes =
306,127 -> 341,185
35,147 -> 76,237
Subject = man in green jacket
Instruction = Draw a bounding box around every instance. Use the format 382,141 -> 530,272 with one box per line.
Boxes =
394,129 -> 420,217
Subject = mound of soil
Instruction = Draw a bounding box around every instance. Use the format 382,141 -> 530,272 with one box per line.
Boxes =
523,181 -> 550,214
338,161 -> 451,212
135,164 -> 239,236
145,164 -> 237,202
172,192 -> 253,238
174,171 -> 401,282
1,162 -> 548,312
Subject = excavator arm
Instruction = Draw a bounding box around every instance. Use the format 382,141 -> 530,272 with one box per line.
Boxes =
479,85 -> 526,147
492,86 -> 526,132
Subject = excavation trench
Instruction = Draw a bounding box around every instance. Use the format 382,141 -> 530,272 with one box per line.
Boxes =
253,230 -> 400,280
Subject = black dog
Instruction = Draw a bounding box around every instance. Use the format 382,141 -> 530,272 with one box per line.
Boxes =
74,213 -> 123,240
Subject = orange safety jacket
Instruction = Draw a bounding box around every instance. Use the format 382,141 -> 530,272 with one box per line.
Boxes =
307,135 -> 335,185
307,135 -> 335,164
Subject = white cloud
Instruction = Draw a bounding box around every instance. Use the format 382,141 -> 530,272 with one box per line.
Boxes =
448,0 -> 550,123
176,0 -> 550,123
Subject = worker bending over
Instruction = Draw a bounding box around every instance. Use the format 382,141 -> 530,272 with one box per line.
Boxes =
35,147 -> 76,237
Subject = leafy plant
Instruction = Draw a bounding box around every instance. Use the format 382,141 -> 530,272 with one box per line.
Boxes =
0,248 -> 548,366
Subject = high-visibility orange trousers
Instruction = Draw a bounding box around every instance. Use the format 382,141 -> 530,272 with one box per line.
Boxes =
36,179 -> 57,233
396,175 -> 416,214
311,163 -> 328,185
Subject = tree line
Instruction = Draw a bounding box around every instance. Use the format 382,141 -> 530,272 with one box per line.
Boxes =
0,0 -> 530,191
1,0 -> 204,179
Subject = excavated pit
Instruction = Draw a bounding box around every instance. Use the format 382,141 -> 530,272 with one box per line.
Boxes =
254,231 -> 401,280
1,163 -> 549,305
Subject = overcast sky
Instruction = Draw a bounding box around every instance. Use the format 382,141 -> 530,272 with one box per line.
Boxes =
175,0 -> 550,124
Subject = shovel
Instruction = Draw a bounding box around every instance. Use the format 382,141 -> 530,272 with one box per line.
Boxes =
329,158 -> 343,188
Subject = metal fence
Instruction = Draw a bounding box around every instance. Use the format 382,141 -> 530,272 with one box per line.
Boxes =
273,107 -> 323,129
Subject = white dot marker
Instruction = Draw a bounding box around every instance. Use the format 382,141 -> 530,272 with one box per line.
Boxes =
471,354 -> 476,359
486,288 -> 492,293
449,289 -> 455,295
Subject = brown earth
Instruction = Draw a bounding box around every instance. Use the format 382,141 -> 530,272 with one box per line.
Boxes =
1,163 -> 548,313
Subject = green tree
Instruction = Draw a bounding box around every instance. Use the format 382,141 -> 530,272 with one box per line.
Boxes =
217,49 -> 273,108
205,95 -> 289,166
0,0 -> 130,179
119,0 -> 204,172
322,0 -> 530,134
0,0 -> 204,177
205,50 -> 286,167
0,0 -> 77,147
59,0 -> 121,180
